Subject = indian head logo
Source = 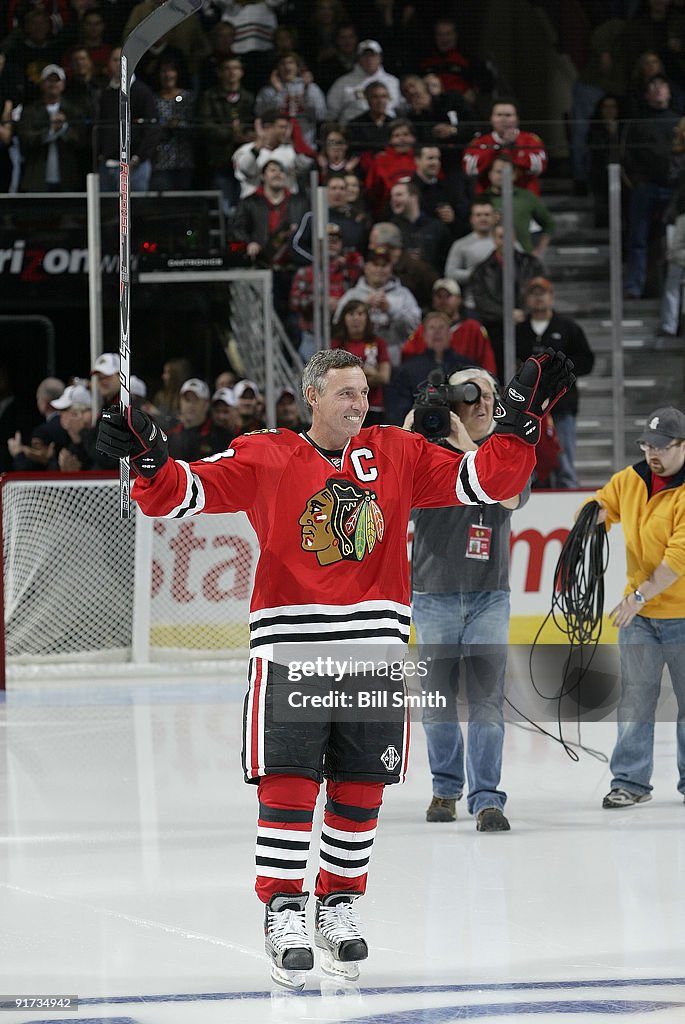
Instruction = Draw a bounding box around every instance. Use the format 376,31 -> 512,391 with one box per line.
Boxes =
299,478 -> 385,566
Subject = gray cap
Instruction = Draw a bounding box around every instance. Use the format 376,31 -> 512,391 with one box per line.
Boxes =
637,407 -> 685,447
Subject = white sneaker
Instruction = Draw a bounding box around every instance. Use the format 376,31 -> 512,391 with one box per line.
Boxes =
264,892 -> 314,989
314,892 -> 368,980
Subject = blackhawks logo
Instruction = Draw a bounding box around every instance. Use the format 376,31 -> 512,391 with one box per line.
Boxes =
299,477 -> 385,566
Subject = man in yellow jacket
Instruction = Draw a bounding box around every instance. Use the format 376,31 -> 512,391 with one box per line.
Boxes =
593,406 -> 685,808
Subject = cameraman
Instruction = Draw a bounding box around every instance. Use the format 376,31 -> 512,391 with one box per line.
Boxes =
385,312 -> 472,425
406,367 -> 531,832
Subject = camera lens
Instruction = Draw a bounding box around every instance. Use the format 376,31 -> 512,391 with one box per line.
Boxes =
461,382 -> 481,404
423,412 -> 442,433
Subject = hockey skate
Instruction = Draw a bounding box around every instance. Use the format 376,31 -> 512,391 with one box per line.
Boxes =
314,892 -> 368,980
264,892 -> 314,990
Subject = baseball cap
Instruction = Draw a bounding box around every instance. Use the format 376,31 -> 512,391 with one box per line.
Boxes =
433,278 -> 461,296
51,382 -> 91,409
92,353 -> 120,376
212,387 -> 238,406
526,276 -> 553,293
357,39 -> 382,55
234,379 -> 261,401
637,407 -> 685,447
41,63 -> 66,81
367,245 -> 392,263
277,388 -> 296,403
180,378 -> 210,400
130,375 -> 147,399
327,222 -> 342,236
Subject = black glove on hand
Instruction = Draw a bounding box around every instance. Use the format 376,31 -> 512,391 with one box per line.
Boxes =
493,348 -> 576,445
96,407 -> 168,478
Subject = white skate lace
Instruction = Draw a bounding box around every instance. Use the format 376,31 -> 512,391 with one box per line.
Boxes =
267,907 -> 311,953
318,902 -> 363,943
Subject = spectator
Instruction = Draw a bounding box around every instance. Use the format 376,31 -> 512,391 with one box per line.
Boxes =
468,223 -> 544,378
444,199 -> 497,286
419,18 -> 492,104
587,93 -> 622,228
411,364 -> 529,831
0,96 -> 14,192
97,46 -> 159,191
215,369 -> 238,391
255,51 -> 327,148
232,108 -> 313,198
659,180 -> 685,343
516,278 -> 595,489
346,80 -> 393,171
209,0 -> 284,94
275,388 -> 307,431
233,378 -> 266,433
401,278 -> 497,375
17,62 -> 86,190
65,45 -> 107,122
401,73 -> 475,162
314,22 -> 358,93
368,221 -> 439,308
150,59 -> 195,191
297,0 -> 345,71
51,381 -> 94,472
153,356 -> 193,427
463,96 -> 547,196
353,2 -> 423,76
198,55 -> 254,214
231,157 -> 309,316
91,351 -> 120,408
167,378 -> 233,460
384,310 -> 471,425
326,38 -> 400,125
62,8 -> 111,78
411,142 -> 472,239
211,386 -> 241,437
291,173 -> 368,259
623,73 -> 679,299
344,171 -> 372,228
331,299 -> 391,425
289,222 -> 363,359
2,7 -> 62,106
365,117 -> 416,216
198,21 -> 238,92
334,248 -> 421,364
315,123 -> 359,181
388,178 -> 452,271
7,376 -> 68,471
480,155 -> 555,258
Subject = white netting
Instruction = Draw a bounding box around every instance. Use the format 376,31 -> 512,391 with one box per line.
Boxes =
2,475 -> 257,681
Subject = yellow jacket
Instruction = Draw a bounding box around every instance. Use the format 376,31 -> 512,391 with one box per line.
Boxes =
594,460 -> 685,617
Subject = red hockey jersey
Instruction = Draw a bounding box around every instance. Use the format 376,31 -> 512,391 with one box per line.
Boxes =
132,426 -> 534,657
463,130 -> 547,195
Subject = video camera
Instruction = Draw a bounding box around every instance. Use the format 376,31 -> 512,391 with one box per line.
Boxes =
412,369 -> 482,440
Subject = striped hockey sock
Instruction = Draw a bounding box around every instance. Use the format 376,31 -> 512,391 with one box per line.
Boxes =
316,780 -> 385,897
255,775 -> 320,904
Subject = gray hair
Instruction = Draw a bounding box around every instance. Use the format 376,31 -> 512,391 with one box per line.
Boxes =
369,221 -> 402,248
301,349 -> 363,408
448,366 -> 500,396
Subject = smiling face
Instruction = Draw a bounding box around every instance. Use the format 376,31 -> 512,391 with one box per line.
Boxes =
306,366 -> 369,449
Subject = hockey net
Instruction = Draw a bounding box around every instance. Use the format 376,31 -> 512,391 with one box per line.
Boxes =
1,473 -> 257,686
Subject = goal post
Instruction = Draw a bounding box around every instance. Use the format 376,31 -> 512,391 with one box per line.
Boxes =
0,472 -> 258,687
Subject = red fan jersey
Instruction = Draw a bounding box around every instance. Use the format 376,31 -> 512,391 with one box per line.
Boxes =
132,427 -> 534,657
463,130 -> 547,195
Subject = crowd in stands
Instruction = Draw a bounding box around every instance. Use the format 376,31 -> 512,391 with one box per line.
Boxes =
8,0 -> 685,485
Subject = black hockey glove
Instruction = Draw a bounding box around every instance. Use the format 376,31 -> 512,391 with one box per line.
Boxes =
493,348 -> 576,445
96,407 -> 168,478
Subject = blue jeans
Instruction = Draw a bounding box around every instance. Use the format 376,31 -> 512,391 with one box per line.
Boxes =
552,411 -> 578,489
412,590 -> 509,815
624,183 -> 672,297
660,256 -> 683,335
610,614 -> 685,796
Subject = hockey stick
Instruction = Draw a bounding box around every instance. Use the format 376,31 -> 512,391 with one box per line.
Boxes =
118,0 -> 202,518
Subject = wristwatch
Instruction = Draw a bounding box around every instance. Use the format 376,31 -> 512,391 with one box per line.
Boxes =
633,589 -> 647,605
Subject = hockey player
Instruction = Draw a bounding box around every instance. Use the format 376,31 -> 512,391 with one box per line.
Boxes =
97,347 -> 574,989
